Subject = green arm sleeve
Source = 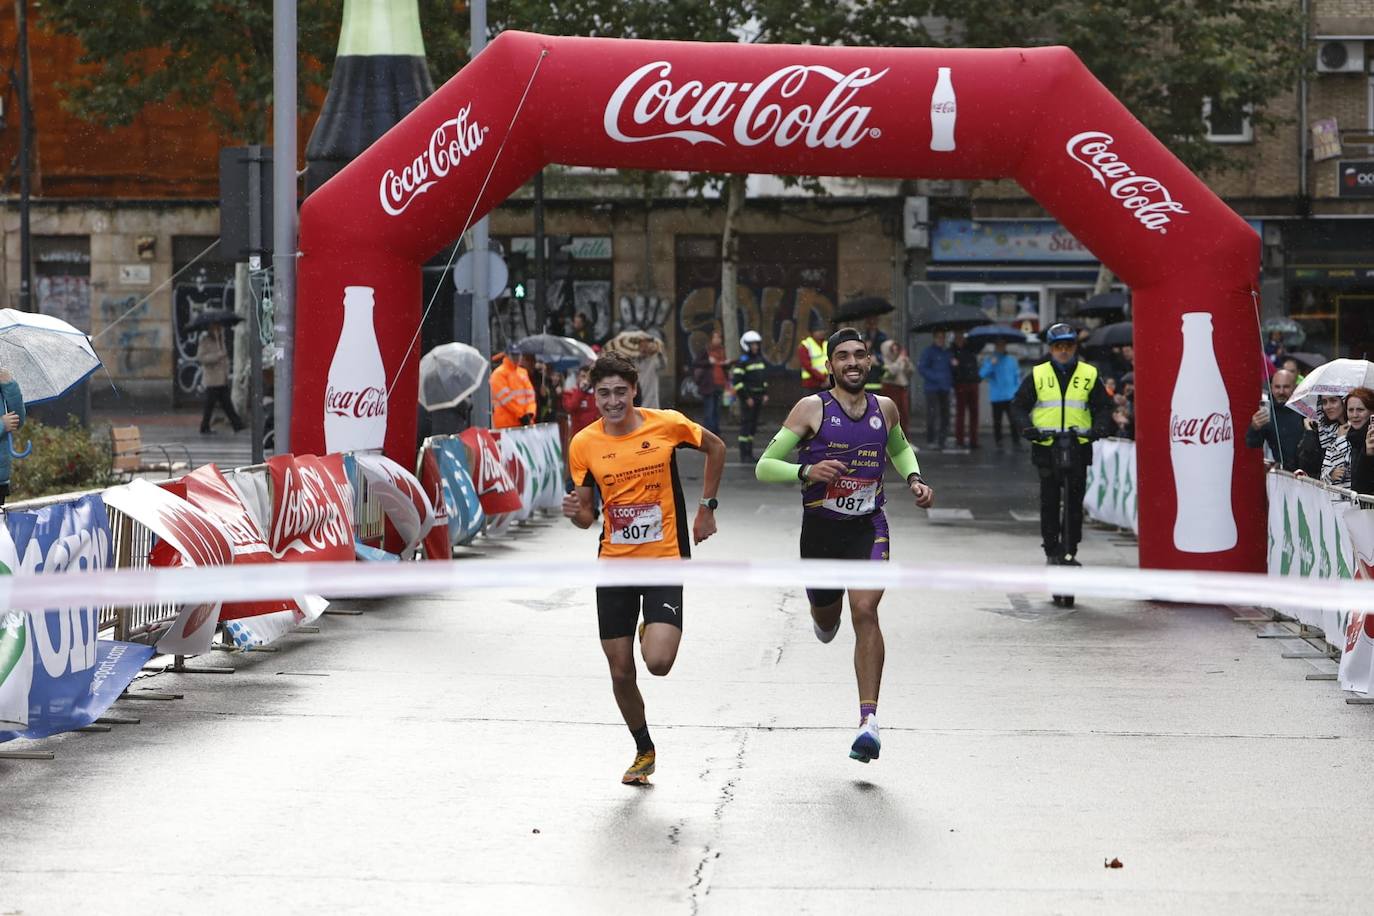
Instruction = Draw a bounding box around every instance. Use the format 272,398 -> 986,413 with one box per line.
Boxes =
886,424 -> 922,480
755,427 -> 804,484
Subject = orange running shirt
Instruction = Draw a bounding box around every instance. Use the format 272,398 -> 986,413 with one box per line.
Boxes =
568,408 -> 704,559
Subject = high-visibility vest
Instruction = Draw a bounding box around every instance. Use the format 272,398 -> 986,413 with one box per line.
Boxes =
800,336 -> 828,381
1030,361 -> 1096,446
491,359 -> 537,428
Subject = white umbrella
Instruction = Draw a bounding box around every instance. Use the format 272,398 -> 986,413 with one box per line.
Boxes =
419,342 -> 488,410
1284,358 -> 1374,419
0,308 -> 102,404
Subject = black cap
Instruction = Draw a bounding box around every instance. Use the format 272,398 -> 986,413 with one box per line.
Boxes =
828,327 -> 865,354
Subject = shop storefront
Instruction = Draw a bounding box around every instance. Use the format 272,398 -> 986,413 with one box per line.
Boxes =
1284,219 -> 1374,360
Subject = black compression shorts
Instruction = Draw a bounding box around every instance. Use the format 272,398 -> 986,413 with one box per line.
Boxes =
596,585 -> 684,641
799,511 -> 890,607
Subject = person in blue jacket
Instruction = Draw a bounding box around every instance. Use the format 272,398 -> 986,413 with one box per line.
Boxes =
0,369 -> 25,504
917,331 -> 953,449
979,341 -> 1021,448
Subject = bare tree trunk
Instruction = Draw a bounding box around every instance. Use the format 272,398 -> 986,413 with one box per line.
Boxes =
1093,263 -> 1116,295
720,173 -> 748,360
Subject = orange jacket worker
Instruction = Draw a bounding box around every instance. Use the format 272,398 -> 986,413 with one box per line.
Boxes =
490,351 -> 537,428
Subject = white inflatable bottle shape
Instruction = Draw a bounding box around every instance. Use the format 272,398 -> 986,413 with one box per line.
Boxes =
930,67 -> 956,152
0,611 -> 33,729
324,285 -> 388,453
1170,312 -> 1237,552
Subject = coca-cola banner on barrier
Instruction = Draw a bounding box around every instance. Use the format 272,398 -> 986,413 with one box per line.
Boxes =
267,454 -> 356,562
350,452 -> 437,558
293,34 -> 1264,571
492,430 -> 534,523
104,478 -> 236,657
459,428 -> 522,516
495,423 -> 564,512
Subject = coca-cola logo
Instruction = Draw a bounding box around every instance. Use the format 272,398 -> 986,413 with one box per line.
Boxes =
326,385 -> 388,420
272,466 -> 353,554
931,100 -> 955,114
1066,131 -> 1188,234
604,61 -> 887,149
1170,411 -> 1233,445
379,104 -> 487,217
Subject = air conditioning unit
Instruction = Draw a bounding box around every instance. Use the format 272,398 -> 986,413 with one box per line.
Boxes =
1316,40 -> 1365,73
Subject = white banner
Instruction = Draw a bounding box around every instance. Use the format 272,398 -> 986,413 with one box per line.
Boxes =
1339,507 -> 1374,694
1265,472 -> 1354,647
1083,438 -> 1138,534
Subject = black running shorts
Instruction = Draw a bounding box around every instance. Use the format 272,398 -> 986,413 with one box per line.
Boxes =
596,585 -> 684,641
799,511 -> 890,607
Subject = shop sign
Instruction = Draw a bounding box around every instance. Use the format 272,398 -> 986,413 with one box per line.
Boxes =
1338,160 -> 1374,198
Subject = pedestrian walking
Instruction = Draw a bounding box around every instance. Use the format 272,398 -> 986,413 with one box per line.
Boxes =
197,325 -> 244,435
1009,323 -> 1114,566
732,330 -> 769,462
562,354 -> 726,785
754,327 -> 934,763
951,330 -> 983,448
917,330 -> 953,449
979,341 -> 1022,448
0,368 -> 24,505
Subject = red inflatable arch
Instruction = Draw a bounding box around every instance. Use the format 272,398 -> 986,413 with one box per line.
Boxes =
294,32 -> 1262,572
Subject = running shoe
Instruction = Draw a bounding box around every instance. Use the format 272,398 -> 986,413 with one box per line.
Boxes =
622,749 -> 656,785
813,615 -> 842,644
849,715 -> 881,762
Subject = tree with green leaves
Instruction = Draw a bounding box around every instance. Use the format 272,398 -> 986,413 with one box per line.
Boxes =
937,0 -> 1306,290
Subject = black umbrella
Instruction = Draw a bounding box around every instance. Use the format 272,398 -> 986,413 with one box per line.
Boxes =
966,324 -> 1028,346
1283,351 -> 1327,373
834,296 -> 894,322
184,309 -> 244,333
1075,292 -> 1128,318
1086,321 -> 1132,348
910,304 -> 993,333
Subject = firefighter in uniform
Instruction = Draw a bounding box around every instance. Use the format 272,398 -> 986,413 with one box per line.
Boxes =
732,330 -> 769,462
1009,323 -> 1113,565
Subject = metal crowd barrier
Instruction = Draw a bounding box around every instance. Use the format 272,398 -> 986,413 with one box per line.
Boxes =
1267,466 -> 1374,509
2,449 -> 388,646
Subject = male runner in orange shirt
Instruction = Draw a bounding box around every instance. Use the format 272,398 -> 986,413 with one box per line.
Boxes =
563,353 -> 726,785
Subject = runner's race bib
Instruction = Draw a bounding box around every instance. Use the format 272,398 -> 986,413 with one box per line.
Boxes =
607,503 -> 665,544
823,476 -> 878,516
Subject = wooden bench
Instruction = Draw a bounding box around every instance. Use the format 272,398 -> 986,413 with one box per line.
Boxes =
110,426 -> 191,479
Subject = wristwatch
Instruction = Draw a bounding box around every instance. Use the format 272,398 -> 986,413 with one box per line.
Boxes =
699,497 -> 719,510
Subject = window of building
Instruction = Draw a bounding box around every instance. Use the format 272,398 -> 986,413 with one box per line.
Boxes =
1203,97 -> 1253,144
33,236 -> 91,331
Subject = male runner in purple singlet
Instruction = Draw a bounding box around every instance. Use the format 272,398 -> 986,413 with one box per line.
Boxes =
755,328 -> 934,762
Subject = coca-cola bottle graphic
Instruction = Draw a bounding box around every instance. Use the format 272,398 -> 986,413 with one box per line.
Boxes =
930,67 -> 956,152
304,0 -> 434,195
0,611 -> 33,729
1169,312 -> 1237,552
324,286 -> 388,453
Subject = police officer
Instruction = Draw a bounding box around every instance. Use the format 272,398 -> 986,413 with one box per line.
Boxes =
1009,323 -> 1114,565
732,330 -> 769,462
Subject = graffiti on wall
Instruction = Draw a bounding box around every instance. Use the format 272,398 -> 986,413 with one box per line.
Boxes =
172,281 -> 233,396
95,295 -> 164,375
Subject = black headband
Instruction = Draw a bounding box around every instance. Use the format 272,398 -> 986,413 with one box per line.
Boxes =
827,327 -> 865,354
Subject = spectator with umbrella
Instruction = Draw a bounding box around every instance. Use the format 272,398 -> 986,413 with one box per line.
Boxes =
0,369 -> 23,504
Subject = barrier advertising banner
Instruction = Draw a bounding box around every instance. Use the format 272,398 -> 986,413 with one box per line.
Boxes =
496,423 -> 564,512
430,438 -> 485,546
1265,473 -> 1352,646
460,428 -> 522,526
1084,439 -> 1138,534
0,495 -> 152,739
1338,508 -> 1374,694
493,430 -> 534,522
105,478 -> 236,657
417,446 -> 454,560
267,454 -> 356,562
352,452 -> 437,557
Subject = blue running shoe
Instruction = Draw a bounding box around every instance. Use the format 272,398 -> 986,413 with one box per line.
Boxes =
849,715 -> 880,762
